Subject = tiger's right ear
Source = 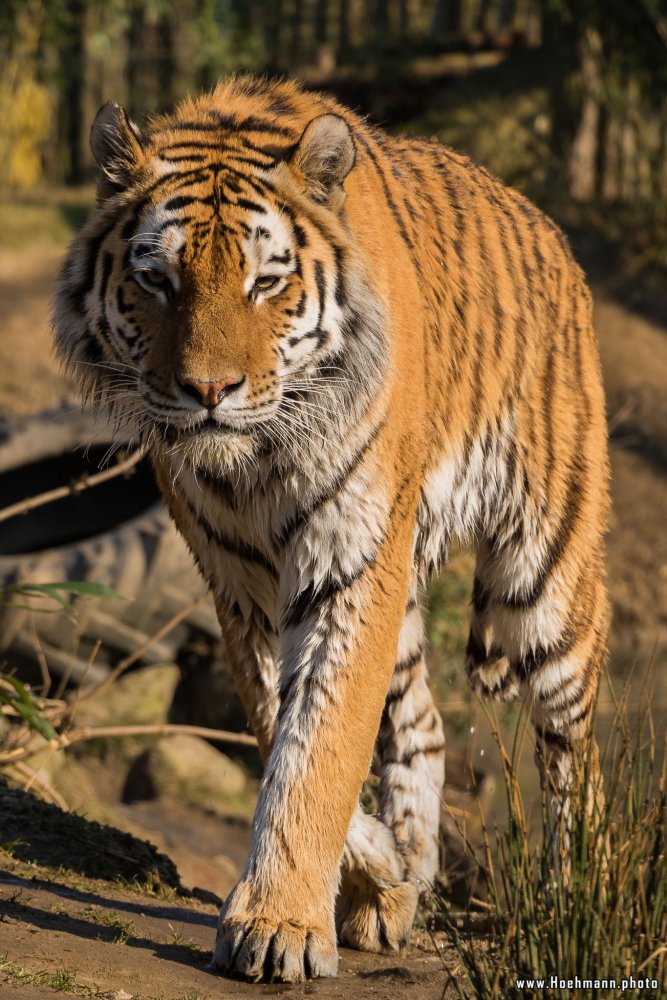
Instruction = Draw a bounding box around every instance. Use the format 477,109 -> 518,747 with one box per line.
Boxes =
90,102 -> 145,199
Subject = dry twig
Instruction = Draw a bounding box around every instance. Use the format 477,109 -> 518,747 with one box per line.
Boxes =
76,594 -> 207,704
12,760 -> 70,812
0,721 -> 258,766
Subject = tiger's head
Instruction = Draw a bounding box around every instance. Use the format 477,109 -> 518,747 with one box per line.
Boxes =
54,82 -> 386,474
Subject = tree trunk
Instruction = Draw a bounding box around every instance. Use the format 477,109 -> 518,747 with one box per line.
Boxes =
125,0 -> 145,120
267,0 -> 285,71
398,0 -> 409,41
315,0 -> 328,46
290,0 -> 304,65
156,12 -> 174,112
338,0 -> 350,60
376,0 -> 390,43
432,0 -> 462,36
569,28 -> 603,202
60,0 -> 85,184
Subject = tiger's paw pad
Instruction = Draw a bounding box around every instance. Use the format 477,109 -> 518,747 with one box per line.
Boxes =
214,914 -> 338,983
336,878 -> 419,953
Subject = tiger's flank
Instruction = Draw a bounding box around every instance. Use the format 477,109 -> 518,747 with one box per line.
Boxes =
53,75 -> 609,984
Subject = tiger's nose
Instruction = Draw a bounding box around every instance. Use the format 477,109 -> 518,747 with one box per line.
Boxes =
177,374 -> 246,408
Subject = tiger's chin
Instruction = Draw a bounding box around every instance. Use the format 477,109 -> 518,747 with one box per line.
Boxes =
156,423 -> 259,477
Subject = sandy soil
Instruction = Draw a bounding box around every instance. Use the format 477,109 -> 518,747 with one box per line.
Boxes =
0,861 -> 452,1000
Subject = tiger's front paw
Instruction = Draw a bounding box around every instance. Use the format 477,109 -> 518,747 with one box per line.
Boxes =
213,882 -> 338,983
336,873 -> 419,953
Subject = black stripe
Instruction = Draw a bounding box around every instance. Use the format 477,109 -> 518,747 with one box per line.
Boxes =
76,220 -> 118,298
313,260 -> 326,329
277,417 -> 386,546
121,214 -> 140,241
465,630 -> 489,667
282,566 -> 366,630
472,576 -> 490,615
394,648 -> 424,674
384,675 -> 414,707
167,119 -> 229,133
500,449 -> 584,610
185,498 -> 278,579
159,152 -> 208,164
171,114 -> 292,138
332,245 -> 346,307
99,252 -> 113,302
116,286 -> 131,315
236,197 -> 266,214
542,344 -> 557,508
239,172 -> 275,197
293,222 -> 308,247
159,140 -> 230,153
355,131 -> 415,254
241,135 -> 286,159
384,743 -> 446,768
514,630 -> 576,681
224,152 -> 279,172
394,704 -> 434,735
190,467 -> 241,508
269,250 -> 291,264
568,700 -> 594,728
294,291 -> 307,318
266,95 -> 297,116
164,194 -> 201,211
536,726 -> 570,753
233,114 -> 295,137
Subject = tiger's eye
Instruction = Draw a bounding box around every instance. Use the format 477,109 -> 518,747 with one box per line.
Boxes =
253,275 -> 280,292
141,269 -> 169,287
134,268 -> 173,297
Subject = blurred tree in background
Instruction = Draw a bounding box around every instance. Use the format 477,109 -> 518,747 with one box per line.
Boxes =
0,0 -> 665,249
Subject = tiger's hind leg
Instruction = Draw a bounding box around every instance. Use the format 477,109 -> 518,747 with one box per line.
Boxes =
468,528 -> 608,872
528,582 -> 608,873
337,580 -> 445,951
376,586 -> 445,885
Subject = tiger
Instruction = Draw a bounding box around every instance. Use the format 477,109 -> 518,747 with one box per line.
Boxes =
53,74 -> 609,983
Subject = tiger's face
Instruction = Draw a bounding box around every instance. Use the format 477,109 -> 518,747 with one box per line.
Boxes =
55,100 -> 381,472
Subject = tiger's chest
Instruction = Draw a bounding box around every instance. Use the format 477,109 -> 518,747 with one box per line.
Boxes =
173,456 -> 391,631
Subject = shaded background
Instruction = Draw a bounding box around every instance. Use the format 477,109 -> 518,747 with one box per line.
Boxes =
0,0 -> 666,916
2,0 -> 667,225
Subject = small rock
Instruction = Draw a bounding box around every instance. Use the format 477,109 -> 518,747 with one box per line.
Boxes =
113,991 -> 133,1000
74,663 -> 181,730
123,734 -> 247,814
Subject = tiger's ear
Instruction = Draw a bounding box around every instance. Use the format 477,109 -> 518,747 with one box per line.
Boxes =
290,114 -> 356,208
90,102 -> 145,199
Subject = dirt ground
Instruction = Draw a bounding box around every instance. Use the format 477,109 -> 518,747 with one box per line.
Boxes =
0,214 -> 665,998
0,859 -> 452,1000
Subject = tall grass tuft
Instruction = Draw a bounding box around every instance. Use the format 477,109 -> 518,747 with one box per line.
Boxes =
433,681 -> 667,999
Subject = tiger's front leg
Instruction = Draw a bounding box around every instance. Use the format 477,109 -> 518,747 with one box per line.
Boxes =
213,500 -> 416,983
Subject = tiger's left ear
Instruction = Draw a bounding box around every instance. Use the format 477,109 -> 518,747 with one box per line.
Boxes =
290,114 -> 356,208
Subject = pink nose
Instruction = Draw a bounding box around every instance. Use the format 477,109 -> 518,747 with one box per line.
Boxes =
178,374 -> 245,408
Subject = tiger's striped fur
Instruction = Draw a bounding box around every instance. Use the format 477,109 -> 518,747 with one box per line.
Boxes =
53,75 -> 609,983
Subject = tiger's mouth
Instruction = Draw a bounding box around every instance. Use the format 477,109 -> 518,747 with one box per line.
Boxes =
153,405 -> 278,445
159,418 -> 247,443
188,416 -> 238,436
